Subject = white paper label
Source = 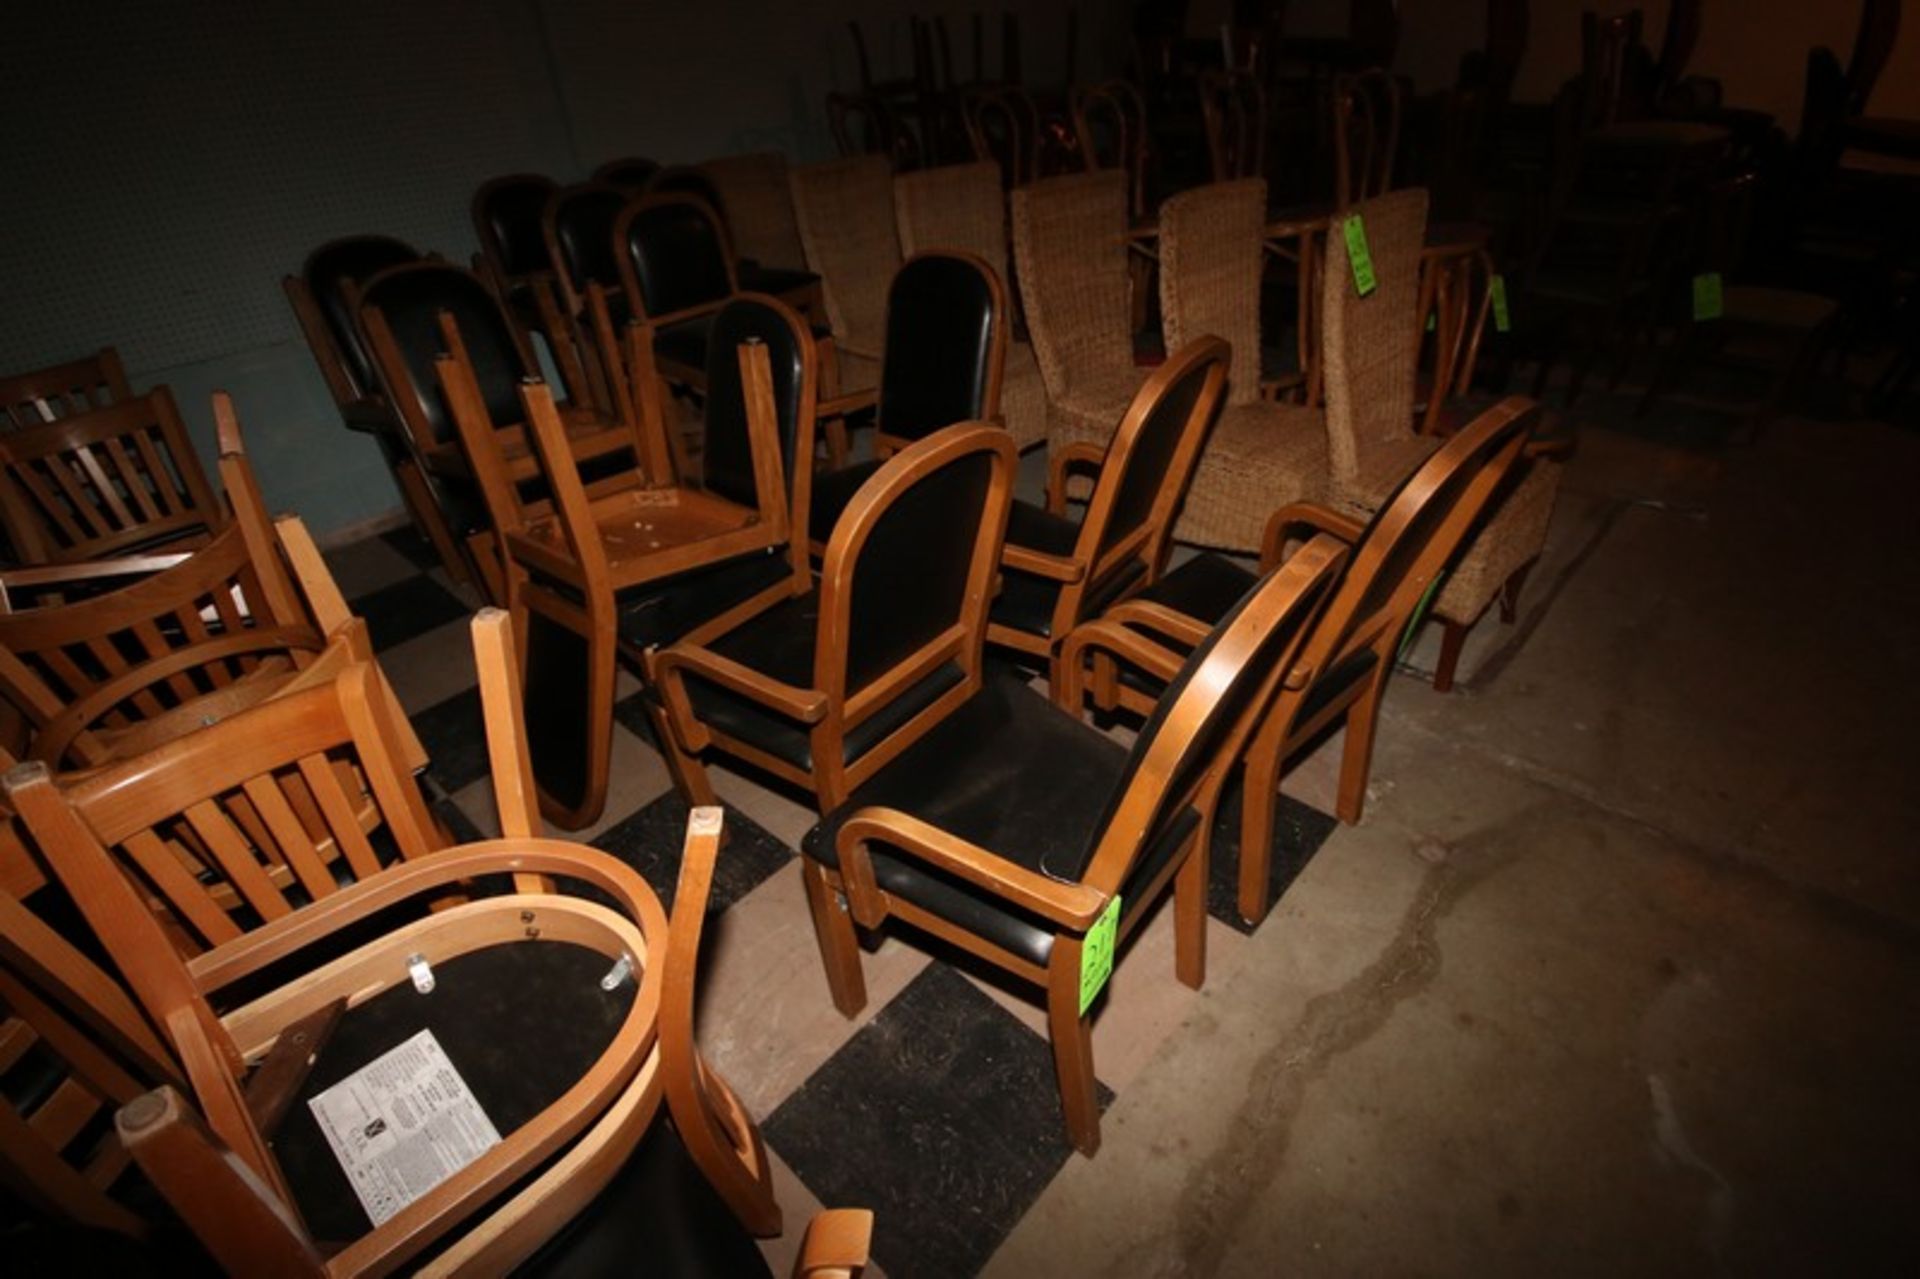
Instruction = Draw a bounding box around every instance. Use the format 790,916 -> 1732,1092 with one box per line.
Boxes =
306,1029 -> 501,1226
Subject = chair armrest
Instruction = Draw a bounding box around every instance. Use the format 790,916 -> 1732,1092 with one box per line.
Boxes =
1045,442 -> 1106,514
792,1208 -> 875,1279
1000,543 -> 1086,583
0,552 -> 192,606
653,644 -> 828,753
1053,617 -> 1186,714
834,807 -> 1108,932
1259,502 -> 1364,571
1100,599 -> 1212,648
818,387 -> 879,419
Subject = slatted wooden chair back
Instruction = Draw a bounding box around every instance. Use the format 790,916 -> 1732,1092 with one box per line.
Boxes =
0,388 -> 222,565
0,349 -> 133,434
1332,68 -> 1403,206
1072,80 -> 1151,221
1200,68 -> 1267,183
0,887 -> 182,1235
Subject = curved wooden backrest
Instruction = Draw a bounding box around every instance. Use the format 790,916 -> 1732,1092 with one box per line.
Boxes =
283,235 -> 421,409
0,349 -> 133,434
1199,68 -> 1266,182
614,194 -> 740,326
962,85 -> 1040,188
1072,80 -> 1150,221
1075,535 -> 1347,895
1333,68 -> 1403,206
543,182 -> 633,313
878,250 -> 1008,447
0,387 -> 222,565
1416,247 -> 1496,434
472,172 -> 560,290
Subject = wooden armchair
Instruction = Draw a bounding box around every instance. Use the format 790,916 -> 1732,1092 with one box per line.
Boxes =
1009,169 -> 1141,453
806,251 -> 1009,549
6,610 -> 678,1276
0,348 -> 133,433
801,535 -> 1347,1154
441,295 -> 817,827
1061,397 -> 1539,923
1073,80 -> 1152,227
655,422 -> 1016,812
0,387 -> 223,565
893,160 -> 1049,452
988,337 -> 1228,672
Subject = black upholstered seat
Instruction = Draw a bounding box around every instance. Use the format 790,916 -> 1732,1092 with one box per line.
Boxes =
612,547 -> 795,652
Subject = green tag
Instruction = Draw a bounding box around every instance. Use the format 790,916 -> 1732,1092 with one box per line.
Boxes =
1490,275 -> 1511,332
1078,894 -> 1122,1015
1341,214 -> 1377,296
1425,311 -> 1437,332
1691,271 -> 1723,322
1398,572 -> 1447,661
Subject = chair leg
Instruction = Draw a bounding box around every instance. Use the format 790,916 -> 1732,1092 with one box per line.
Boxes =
640,691 -> 719,807
1046,965 -> 1101,1157
1173,840 -> 1208,989
1432,618 -> 1470,693
1236,723 -> 1286,926
801,861 -> 868,1017
1335,675 -> 1386,823
1498,561 -> 1534,624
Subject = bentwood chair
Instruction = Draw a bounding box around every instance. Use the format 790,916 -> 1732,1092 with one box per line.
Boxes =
656,423 -> 1016,812
356,261 -> 639,601
892,161 -> 1049,453
806,252 -> 1009,548
961,85 -> 1042,188
1009,170 -> 1141,454
443,295 -> 817,828
802,534 -> 1347,1154
0,348 -> 134,433
0,387 -> 223,566
989,338 -> 1228,670
1072,80 -> 1152,227
1064,397 -> 1540,924
5,627 -> 672,1276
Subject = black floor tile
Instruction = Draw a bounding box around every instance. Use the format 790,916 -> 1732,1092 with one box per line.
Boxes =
432,794 -> 487,845
590,792 -> 792,915
350,575 -> 470,651
610,689 -> 657,744
766,965 -> 1113,1279
411,687 -> 491,794
1206,777 -> 1341,934
379,523 -> 443,571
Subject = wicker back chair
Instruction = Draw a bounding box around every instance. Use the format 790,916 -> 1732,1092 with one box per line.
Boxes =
1158,178 -> 1329,551
1320,187 -> 1436,513
893,161 -> 1046,452
789,155 -> 900,397
700,152 -> 808,273
1009,169 -> 1139,452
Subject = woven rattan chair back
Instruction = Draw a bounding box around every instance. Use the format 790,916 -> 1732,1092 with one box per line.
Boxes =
0,349 -> 133,434
1158,179 -> 1267,406
700,152 -> 809,270
1320,187 -> 1428,497
790,156 -> 903,355
1009,170 -> 1135,404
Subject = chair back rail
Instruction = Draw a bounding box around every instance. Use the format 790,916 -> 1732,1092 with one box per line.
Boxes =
0,348 -> 133,433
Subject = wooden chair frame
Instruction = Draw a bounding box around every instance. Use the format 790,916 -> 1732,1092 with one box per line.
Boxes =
1200,68 -> 1267,184
1065,398 -> 1539,924
872,249 -> 1010,459
1415,247 -> 1497,435
992,337 -> 1231,665
656,423 -> 1017,811
1333,69 -> 1404,206
962,84 -> 1042,188
470,172 -> 560,307
816,535 -> 1348,1154
610,193 -> 743,391
0,348 -> 133,434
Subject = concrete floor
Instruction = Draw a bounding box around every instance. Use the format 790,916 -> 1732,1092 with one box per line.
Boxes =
989,400 -> 1920,1275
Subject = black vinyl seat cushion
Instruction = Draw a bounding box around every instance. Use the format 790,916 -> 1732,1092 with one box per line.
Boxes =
612,548 -> 794,653
804,671 -> 1200,968
737,261 -> 821,295
991,499 -> 1128,642
807,459 -> 883,545
680,591 -> 967,773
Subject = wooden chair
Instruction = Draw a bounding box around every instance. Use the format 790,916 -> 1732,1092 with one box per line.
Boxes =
989,337 -> 1229,671
962,84 -> 1042,188
1073,80 -> 1152,227
0,885 -> 183,1235
6,610 -> 675,1276
441,295 -> 816,827
356,260 -> 639,602
1064,397 -> 1539,924
789,155 -> 900,409
806,251 -> 1009,549
1157,178 -> 1327,552
1199,69 -> 1267,184
825,91 -> 921,171
541,181 -> 637,404
0,348 -> 133,434
0,387 -> 222,566
471,172 -> 560,308
801,534 -> 1347,1154
1009,169 -> 1141,454
893,160 -> 1048,452
1332,68 -> 1403,205
592,154 -> 662,193
1415,247 -> 1499,437
612,193 -> 741,393
656,422 -> 1016,812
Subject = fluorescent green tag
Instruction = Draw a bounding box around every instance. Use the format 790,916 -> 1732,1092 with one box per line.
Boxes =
1691,272 -> 1724,322
1425,310 -> 1437,332
1398,572 -> 1447,661
1490,275 -> 1511,332
1078,894 -> 1122,1015
1341,214 -> 1377,297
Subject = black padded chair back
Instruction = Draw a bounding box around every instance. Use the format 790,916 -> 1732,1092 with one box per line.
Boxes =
549,184 -> 630,294
593,155 -> 662,193
841,436 -> 1004,696
1051,545 -> 1341,884
622,197 -> 736,319
879,253 -> 1000,443
476,174 -> 558,279
359,263 -> 531,446
701,296 -> 810,511
302,236 -> 420,396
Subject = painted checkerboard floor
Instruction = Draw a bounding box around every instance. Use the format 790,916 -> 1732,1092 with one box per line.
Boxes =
325,523 -> 1344,1278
